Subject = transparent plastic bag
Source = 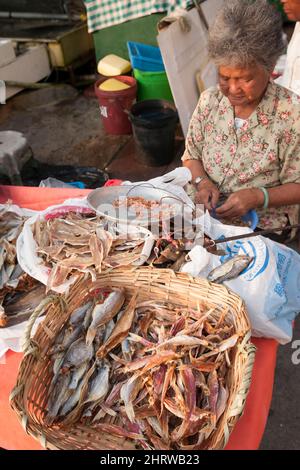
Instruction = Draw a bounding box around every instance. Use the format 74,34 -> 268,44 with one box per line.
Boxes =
39,177 -> 85,189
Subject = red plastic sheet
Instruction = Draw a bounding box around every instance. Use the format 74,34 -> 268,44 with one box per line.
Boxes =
0,185 -> 278,450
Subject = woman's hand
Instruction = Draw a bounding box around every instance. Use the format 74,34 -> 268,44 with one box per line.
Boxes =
215,188 -> 263,218
195,179 -> 220,211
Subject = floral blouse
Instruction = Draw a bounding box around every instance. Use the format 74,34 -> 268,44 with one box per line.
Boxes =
182,81 -> 300,230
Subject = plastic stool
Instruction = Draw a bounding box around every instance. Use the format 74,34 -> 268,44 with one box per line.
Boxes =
0,131 -> 31,185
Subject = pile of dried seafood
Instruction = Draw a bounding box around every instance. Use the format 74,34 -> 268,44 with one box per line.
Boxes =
147,237 -> 187,271
0,207 -> 27,293
41,283 -> 245,449
112,196 -> 176,221
10,269 -> 255,450
0,205 -> 43,327
31,210 -> 152,290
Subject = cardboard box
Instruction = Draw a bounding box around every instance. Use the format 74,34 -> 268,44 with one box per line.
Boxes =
157,9 -> 215,137
0,45 -> 51,99
157,1 -> 224,137
0,40 -> 16,68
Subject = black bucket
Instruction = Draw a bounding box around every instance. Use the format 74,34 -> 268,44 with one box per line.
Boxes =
129,99 -> 178,167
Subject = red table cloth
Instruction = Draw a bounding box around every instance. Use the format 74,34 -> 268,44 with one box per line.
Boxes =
0,185 -> 278,450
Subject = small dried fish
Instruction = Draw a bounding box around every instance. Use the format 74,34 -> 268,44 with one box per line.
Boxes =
69,361 -> 90,390
47,372 -> 71,422
53,352 -> 65,375
96,293 -> 137,358
60,377 -> 86,416
207,255 -> 253,283
120,375 -> 143,422
1,284 -> 46,328
86,289 -> 125,345
62,338 -> 94,371
82,361 -> 110,415
48,324 -> 83,355
207,370 -> 219,416
69,301 -> 94,326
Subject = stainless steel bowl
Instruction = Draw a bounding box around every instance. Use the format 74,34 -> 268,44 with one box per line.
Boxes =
87,184 -> 186,225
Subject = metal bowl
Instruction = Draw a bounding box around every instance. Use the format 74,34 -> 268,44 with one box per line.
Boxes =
87,184 -> 186,225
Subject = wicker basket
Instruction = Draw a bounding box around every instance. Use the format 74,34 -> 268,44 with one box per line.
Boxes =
10,267 -> 256,450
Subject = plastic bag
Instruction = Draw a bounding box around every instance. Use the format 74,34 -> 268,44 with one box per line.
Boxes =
39,177 -> 85,189
0,203 -> 39,361
0,317 -> 44,361
182,213 -> 300,344
122,167 -> 194,210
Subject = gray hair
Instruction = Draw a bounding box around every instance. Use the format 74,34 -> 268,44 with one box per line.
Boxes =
208,0 -> 285,71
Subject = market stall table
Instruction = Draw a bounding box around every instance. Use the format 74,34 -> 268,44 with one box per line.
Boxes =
0,185 -> 278,450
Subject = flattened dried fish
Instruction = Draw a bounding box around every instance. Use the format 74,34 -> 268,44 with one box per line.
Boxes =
207,255 -> 253,283
1,284 -> 46,328
120,375 -> 143,422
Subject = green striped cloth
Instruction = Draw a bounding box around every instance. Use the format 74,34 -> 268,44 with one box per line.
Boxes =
83,0 -> 191,33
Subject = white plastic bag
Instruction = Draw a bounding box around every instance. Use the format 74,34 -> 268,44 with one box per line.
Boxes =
182,213 -> 300,344
0,202 -> 37,218
122,167 -> 194,210
0,317 -> 44,361
0,203 -> 39,361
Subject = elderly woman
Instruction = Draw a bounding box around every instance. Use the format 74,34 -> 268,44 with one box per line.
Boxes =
182,0 -> 300,236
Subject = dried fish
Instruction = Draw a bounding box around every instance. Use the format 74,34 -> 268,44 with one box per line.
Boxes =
120,375 -> 143,422
96,293 -> 137,358
32,212 -> 151,285
44,290 -> 242,449
86,289 -> 125,345
60,377 -> 86,416
62,338 -> 94,372
69,361 -> 89,390
48,324 -> 83,355
69,301 -> 94,326
82,361 -> 110,415
0,284 -> 46,328
207,255 -> 253,284
47,372 -> 71,422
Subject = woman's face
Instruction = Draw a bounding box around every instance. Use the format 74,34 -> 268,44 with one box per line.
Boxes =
280,0 -> 300,21
218,64 -> 270,107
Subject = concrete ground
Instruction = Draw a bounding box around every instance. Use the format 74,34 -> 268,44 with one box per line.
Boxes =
0,85 -> 183,183
0,85 -> 299,450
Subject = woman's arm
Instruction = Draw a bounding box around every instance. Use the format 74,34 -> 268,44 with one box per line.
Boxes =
216,183 -> 300,218
182,159 -> 208,181
183,159 -> 220,210
267,183 -> 300,207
